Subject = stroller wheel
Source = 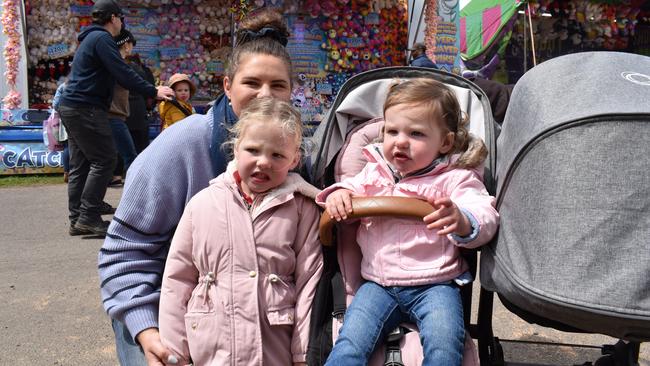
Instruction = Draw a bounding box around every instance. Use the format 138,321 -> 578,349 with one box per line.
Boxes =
593,355 -> 615,366
488,337 -> 505,366
595,340 -> 640,366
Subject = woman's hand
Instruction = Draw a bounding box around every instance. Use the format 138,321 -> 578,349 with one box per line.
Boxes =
423,197 -> 471,237
325,189 -> 354,221
136,328 -> 177,366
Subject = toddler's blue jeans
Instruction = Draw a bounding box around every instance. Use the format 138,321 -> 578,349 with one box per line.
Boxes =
324,281 -> 464,366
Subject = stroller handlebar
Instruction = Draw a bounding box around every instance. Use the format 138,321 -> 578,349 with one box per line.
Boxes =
319,197 -> 434,246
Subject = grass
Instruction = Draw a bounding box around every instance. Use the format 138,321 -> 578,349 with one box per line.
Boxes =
0,174 -> 65,188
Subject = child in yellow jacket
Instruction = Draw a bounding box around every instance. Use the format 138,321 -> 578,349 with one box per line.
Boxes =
159,73 -> 196,129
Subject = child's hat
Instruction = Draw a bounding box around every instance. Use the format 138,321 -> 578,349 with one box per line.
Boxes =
168,73 -> 196,97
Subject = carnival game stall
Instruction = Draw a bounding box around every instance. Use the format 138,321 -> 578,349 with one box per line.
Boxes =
504,0 -> 649,83
2,0 -> 415,174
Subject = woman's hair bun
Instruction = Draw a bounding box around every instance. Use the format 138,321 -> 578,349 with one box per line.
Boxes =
236,8 -> 290,46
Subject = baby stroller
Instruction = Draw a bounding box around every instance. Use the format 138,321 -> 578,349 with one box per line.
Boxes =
307,66 -> 498,365
478,51 -> 650,365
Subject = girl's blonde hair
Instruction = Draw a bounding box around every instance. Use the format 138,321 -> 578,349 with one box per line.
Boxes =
383,78 -> 487,169
229,97 -> 303,155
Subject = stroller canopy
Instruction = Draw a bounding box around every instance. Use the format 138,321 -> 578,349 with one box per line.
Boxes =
483,51 -> 650,341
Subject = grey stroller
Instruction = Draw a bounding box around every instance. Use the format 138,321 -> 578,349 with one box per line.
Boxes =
478,51 -> 650,366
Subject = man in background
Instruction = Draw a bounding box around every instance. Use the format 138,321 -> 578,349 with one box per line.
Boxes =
58,0 -> 173,236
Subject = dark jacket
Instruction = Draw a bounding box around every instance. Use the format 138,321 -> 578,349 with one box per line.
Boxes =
468,77 -> 514,124
410,55 -> 438,68
60,25 -> 157,110
125,61 -> 155,131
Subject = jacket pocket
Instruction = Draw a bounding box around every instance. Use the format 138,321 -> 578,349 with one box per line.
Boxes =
397,224 -> 447,270
267,307 -> 296,326
184,311 -> 225,364
262,273 -> 296,325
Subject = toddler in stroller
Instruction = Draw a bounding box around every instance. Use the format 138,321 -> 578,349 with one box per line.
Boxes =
307,67 -> 500,366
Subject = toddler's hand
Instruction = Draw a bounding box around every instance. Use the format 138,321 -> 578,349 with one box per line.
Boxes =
293,363 -> 307,366
423,197 -> 471,237
325,189 -> 354,221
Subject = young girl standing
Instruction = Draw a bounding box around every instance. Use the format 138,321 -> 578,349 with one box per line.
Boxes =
159,98 -> 323,366
318,78 -> 499,366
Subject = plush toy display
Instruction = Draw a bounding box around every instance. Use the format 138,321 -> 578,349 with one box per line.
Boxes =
307,0 -> 407,73
504,0 -> 647,85
155,0 -> 233,98
525,0 -> 644,55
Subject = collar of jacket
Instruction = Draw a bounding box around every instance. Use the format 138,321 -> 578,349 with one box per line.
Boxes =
209,93 -> 238,177
213,161 -> 320,219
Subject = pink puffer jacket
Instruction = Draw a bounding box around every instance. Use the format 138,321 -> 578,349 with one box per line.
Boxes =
159,171 -> 323,365
317,144 -> 499,287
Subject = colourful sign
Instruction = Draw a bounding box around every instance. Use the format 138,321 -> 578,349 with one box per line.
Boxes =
434,1 -> 462,74
206,61 -> 225,74
159,47 -> 188,60
70,4 -> 93,17
47,43 -> 70,59
1,109 -> 49,127
286,16 -> 327,78
0,142 -> 63,175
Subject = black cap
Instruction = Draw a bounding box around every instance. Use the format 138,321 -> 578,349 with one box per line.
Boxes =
114,29 -> 135,46
92,0 -> 123,16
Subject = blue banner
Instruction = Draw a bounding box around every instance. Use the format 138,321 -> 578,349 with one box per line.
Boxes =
0,142 -> 63,175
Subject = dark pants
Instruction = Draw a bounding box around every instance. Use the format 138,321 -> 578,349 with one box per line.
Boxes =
59,105 -> 116,225
128,128 -> 149,154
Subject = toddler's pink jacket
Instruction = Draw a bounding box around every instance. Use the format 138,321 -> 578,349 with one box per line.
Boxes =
159,170 -> 323,365
316,144 -> 499,287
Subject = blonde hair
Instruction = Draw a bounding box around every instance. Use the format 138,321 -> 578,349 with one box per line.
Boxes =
229,97 -> 303,156
383,78 -> 487,169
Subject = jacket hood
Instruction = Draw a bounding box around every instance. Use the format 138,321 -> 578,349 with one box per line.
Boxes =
78,25 -> 110,42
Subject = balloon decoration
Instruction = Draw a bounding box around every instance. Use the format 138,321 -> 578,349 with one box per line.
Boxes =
1,0 -> 23,109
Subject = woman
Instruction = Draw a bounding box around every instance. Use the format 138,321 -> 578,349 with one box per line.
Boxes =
98,9 -> 295,365
108,29 -> 138,185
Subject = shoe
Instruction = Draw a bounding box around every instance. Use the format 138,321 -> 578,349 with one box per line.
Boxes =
100,201 -> 116,215
108,177 -> 123,187
69,223 -> 92,236
74,219 -> 110,236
